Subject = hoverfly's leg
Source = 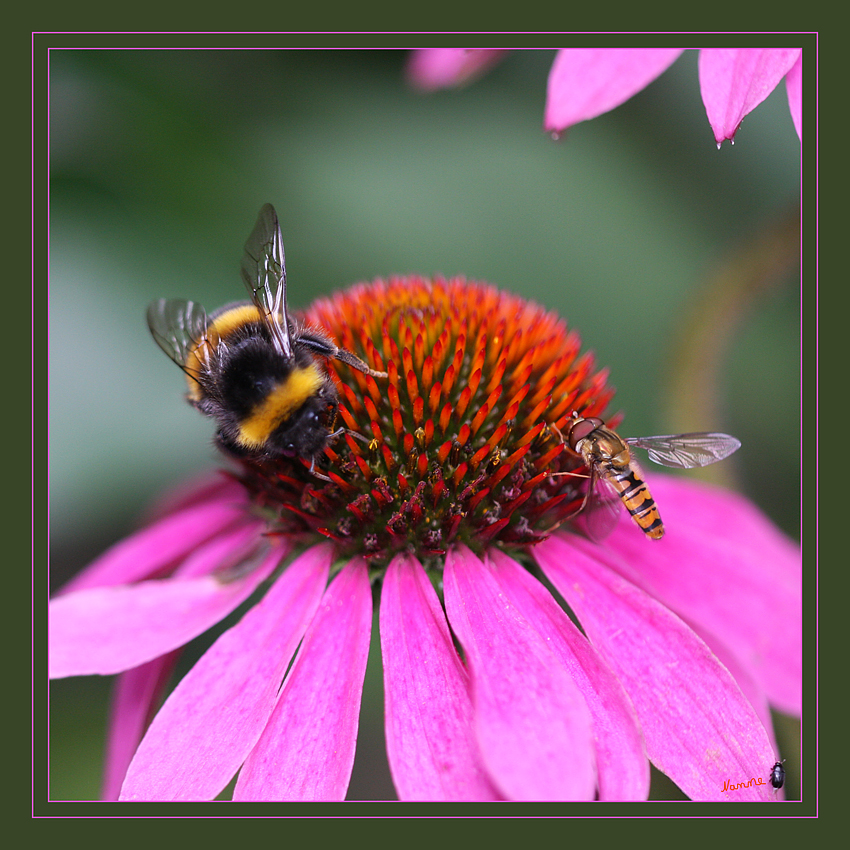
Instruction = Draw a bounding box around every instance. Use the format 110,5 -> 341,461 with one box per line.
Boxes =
566,480 -> 594,521
552,471 -> 594,518
540,467 -> 594,533
549,468 -> 590,480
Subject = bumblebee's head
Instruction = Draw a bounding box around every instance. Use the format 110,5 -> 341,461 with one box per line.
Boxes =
265,395 -> 333,459
215,340 -> 330,458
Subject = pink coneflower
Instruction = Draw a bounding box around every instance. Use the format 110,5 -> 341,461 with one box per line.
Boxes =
49,276 -> 800,801
408,47 -> 803,145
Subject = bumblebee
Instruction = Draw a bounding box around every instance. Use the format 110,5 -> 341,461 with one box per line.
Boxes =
147,203 -> 386,466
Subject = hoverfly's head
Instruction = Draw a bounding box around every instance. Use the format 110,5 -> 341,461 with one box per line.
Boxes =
566,414 -> 604,451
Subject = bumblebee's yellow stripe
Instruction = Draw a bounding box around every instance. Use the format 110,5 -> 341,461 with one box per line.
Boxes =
209,305 -> 264,338
185,305 -> 266,401
236,364 -> 325,449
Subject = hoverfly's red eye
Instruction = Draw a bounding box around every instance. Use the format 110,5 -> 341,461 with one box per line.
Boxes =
567,417 -> 600,448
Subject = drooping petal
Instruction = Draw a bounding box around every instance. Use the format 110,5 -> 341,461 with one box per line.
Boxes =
695,628 -> 780,760
536,535 -> 778,801
785,53 -> 802,140
379,553 -> 499,801
233,558 -> 372,801
600,475 -> 801,715
171,522 -> 265,579
406,48 -> 508,91
443,545 -> 596,801
98,517 -> 260,791
544,48 -> 683,134
698,48 -> 802,145
119,544 -> 332,801
59,497 -> 253,593
137,471 -> 247,525
490,549 -> 649,801
49,534 -> 282,678
100,651 -> 181,801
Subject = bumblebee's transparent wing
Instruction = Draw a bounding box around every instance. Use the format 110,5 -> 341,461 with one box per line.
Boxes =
240,203 -> 292,359
577,467 -> 622,543
146,298 -> 209,377
625,432 -> 741,469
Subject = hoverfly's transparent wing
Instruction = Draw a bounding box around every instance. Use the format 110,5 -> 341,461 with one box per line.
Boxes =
625,432 -> 741,469
576,466 -> 622,543
146,298 -> 210,380
240,203 -> 292,359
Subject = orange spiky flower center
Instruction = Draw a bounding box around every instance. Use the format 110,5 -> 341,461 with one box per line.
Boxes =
234,276 -> 617,569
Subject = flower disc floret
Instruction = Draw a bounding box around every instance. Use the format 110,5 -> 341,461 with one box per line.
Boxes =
235,276 -> 616,568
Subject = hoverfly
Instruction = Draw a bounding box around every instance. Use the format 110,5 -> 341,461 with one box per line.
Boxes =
560,414 -> 741,541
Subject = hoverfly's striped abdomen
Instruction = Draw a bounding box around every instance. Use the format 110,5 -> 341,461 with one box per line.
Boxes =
603,463 -> 664,539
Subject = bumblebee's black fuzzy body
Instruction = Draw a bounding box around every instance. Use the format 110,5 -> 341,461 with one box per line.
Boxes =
190,307 -> 340,461
147,205 -> 385,467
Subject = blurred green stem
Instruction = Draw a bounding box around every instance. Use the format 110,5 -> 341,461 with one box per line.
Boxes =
664,204 -> 800,487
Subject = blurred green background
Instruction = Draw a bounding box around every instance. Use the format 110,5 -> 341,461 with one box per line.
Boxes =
48,48 -> 801,802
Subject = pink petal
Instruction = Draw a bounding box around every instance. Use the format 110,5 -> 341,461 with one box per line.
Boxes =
698,48 -> 802,145
406,48 -> 508,90
49,536 -> 282,678
100,652 -> 180,801
97,511 -> 265,798
443,545 -> 596,801
60,497 -> 252,593
119,544 -> 331,801
544,48 -> 683,133
602,475 -> 801,715
137,471 -> 246,525
536,535 -> 778,801
489,549 -> 649,801
785,53 -> 802,140
233,559 -> 372,801
171,521 -> 265,579
697,631 -> 780,759
379,553 -> 499,801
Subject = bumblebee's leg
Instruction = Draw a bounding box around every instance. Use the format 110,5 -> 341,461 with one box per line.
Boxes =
307,455 -> 333,482
299,329 -> 387,378
325,425 -> 370,445
342,428 -> 370,444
